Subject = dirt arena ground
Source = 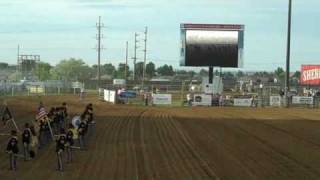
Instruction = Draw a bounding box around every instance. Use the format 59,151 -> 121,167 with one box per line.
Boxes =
1,95 -> 320,180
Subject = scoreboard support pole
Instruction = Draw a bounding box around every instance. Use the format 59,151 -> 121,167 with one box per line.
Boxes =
209,67 -> 213,84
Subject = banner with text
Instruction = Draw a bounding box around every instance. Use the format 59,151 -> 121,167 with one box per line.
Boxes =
152,94 -> 172,105
233,98 -> 252,107
292,96 -> 313,105
301,65 -> 320,85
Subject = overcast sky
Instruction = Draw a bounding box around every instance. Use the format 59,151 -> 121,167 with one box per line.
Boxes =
0,0 -> 319,71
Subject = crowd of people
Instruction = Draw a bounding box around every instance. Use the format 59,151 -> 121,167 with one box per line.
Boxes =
5,102 -> 95,172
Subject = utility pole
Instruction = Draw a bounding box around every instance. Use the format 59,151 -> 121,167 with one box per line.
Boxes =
17,45 -> 20,73
285,0 -> 292,107
142,27 -> 148,90
125,41 -> 128,81
133,33 -> 139,81
96,16 -> 104,88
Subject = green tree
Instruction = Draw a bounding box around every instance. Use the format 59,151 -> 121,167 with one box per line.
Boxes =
0,63 -> 9,69
199,69 -> 208,77
50,58 -> 92,81
223,72 -> 235,80
274,67 -> 285,83
146,62 -> 156,78
135,62 -> 144,79
236,70 -> 244,77
157,64 -> 174,76
103,63 -> 116,76
33,62 -> 52,81
116,63 -> 130,79
291,71 -> 301,85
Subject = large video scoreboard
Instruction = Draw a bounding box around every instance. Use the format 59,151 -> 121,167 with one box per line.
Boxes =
180,24 -> 244,68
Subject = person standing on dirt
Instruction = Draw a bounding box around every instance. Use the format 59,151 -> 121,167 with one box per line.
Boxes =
77,115 -> 87,150
38,101 -> 44,112
29,125 -> 38,159
66,123 -> 74,163
84,103 -> 94,123
56,128 -> 66,171
61,102 -> 68,122
38,118 -> 47,148
84,103 -> 95,136
48,107 -> 58,133
144,93 -> 149,106
22,123 -> 32,161
6,130 -> 19,171
56,107 -> 65,132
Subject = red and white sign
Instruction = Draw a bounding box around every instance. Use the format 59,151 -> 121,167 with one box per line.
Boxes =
301,65 -> 320,85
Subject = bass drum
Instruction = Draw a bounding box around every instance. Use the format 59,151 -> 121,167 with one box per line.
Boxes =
71,116 -> 81,129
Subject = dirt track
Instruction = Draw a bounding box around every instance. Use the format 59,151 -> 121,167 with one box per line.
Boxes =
1,96 -> 320,180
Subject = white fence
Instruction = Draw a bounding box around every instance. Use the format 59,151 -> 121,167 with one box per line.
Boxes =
104,89 -> 116,104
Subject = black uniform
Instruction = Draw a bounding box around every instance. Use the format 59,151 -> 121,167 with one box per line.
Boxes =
22,128 -> 31,160
66,130 -> 74,146
84,107 -> 93,123
78,122 -> 86,149
7,137 -> 19,154
66,129 -> 74,163
56,135 -> 66,153
56,134 -> 66,171
22,128 -> 31,144
6,136 -> 19,170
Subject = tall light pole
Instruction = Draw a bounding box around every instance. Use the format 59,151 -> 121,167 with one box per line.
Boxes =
142,27 -> 148,90
285,0 -> 292,107
96,16 -> 104,88
125,41 -> 128,81
133,33 -> 139,81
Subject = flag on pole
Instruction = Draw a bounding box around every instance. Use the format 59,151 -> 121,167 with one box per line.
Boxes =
1,106 -> 13,125
36,107 -> 47,120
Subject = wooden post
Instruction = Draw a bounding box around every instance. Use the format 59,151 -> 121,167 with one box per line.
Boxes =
180,81 -> 185,106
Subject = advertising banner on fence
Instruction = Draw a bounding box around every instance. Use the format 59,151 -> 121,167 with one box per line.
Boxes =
301,65 -> 320,85
292,96 -> 314,105
270,96 -> 281,107
233,98 -> 252,107
192,94 -> 212,106
152,94 -> 172,105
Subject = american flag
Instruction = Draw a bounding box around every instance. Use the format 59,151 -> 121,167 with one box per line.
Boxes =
36,107 -> 47,120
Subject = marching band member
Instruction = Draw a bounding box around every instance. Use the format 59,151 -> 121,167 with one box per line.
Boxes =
66,123 -> 74,163
22,123 -> 31,161
61,102 -> 68,123
56,128 -> 66,171
29,125 -> 38,159
6,130 -> 19,171
77,114 -> 87,150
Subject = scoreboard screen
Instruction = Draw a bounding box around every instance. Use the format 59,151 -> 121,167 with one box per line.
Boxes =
180,24 -> 244,68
